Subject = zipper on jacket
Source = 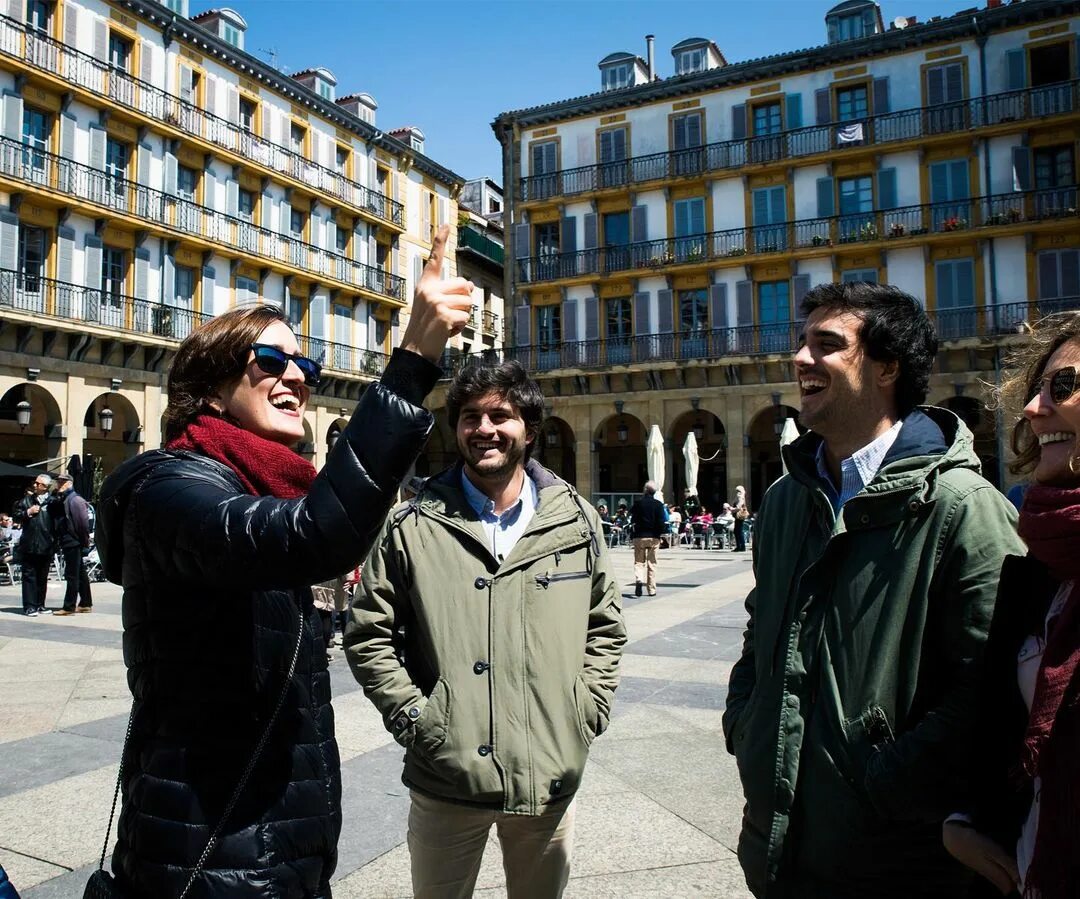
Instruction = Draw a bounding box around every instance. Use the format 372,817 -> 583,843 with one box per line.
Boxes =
534,571 -> 589,589
866,705 -> 895,745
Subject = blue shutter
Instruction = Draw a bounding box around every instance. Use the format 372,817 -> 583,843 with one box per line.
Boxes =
731,104 -> 746,140
1038,252 -> 1059,299
202,266 -> 216,312
585,295 -> 599,339
956,259 -> 974,306
950,160 -> 970,198
83,234 -> 103,294
584,213 -> 598,249
815,88 -> 832,125
631,205 -> 647,242
752,189 -> 769,225
514,222 -> 530,259
0,210 -> 17,273
816,177 -> 835,217
657,289 -> 673,333
785,93 -> 802,129
162,251 -> 175,304
877,168 -> 897,209
1012,146 -> 1032,191
927,67 -> 945,106
735,280 -> 753,325
134,247 -> 149,300
561,216 -> 577,254
769,186 -> 786,224
792,274 -> 811,319
930,162 -> 950,202
709,283 -> 728,328
56,226 -> 75,284
872,77 -> 889,114
634,291 -> 651,335
1006,49 -> 1026,91
691,197 -> 706,234
562,299 -> 578,342
515,304 -> 530,346
946,64 -> 964,102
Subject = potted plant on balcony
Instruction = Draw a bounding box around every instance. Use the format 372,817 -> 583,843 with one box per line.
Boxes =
941,216 -> 967,232
888,222 -> 907,238
858,221 -> 879,241
686,247 -> 706,263
725,246 -> 747,257
810,234 -> 834,247
1007,206 -> 1022,223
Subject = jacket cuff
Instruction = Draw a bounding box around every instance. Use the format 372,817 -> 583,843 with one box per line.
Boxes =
380,348 -> 442,407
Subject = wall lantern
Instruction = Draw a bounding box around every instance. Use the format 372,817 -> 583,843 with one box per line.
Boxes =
693,420 -> 705,441
328,428 -> 341,451
99,407 -> 115,434
16,400 -> 31,431
545,429 -> 558,448
616,422 -> 629,443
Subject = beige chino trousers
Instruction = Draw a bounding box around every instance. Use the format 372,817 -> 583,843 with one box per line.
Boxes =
408,790 -> 576,898
632,537 -> 661,593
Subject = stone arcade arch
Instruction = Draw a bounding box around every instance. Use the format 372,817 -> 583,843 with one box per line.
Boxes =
669,409 -> 727,514
414,409 -> 456,478
593,412 -> 647,510
83,393 -> 143,492
535,417 -> 576,486
936,395 -> 1000,488
0,383 -> 64,469
746,403 -> 801,507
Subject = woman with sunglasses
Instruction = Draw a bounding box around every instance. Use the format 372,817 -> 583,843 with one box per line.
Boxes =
95,227 -> 472,899
943,311 -> 1080,899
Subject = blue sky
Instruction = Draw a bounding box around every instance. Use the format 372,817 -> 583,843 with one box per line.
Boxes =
221,0 -> 967,182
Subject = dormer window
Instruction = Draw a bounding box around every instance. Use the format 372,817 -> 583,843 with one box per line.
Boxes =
162,0 -> 187,15
26,0 -> 50,34
222,22 -> 241,47
836,14 -> 866,40
410,135 -> 423,152
602,64 -> 633,92
677,48 -> 707,76
318,80 -> 334,101
825,1 -> 880,44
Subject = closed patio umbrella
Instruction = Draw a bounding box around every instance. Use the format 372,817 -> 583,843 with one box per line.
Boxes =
780,417 -> 800,474
646,424 -> 665,503
683,431 -> 699,498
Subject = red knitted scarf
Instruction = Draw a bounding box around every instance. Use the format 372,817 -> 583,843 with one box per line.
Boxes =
167,413 -> 316,499
1016,484 -> 1080,899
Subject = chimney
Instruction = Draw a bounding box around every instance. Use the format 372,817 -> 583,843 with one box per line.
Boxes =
646,34 -> 655,81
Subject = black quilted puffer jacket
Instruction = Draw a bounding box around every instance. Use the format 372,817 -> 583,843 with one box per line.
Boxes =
96,351 -> 438,899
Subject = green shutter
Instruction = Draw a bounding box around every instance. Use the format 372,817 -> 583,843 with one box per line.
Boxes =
816,177 -> 835,218
785,93 -> 802,129
877,168 -> 897,210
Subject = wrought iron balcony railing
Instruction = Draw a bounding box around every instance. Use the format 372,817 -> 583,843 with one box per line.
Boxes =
458,225 -> 505,265
442,298 -> 1078,377
0,14 -> 404,228
481,309 -> 499,336
516,186 -> 1079,284
520,80 -> 1080,201
0,137 -> 406,302
0,268 -> 392,377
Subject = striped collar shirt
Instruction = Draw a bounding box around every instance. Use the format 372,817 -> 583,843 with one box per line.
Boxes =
461,469 -> 539,564
815,419 -> 903,512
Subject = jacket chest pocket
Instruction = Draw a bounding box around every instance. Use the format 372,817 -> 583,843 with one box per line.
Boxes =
535,571 -> 589,590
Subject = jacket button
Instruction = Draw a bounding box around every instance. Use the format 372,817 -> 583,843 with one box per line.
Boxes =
408,707 -> 420,719
474,576 -> 488,590
477,744 -> 491,757
908,500 -> 920,512
473,661 -> 489,675
860,514 -> 870,525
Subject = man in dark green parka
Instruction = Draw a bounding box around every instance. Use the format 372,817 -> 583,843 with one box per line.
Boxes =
723,283 -> 1024,898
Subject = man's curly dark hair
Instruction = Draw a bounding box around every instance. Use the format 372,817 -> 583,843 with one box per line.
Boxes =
801,282 -> 938,417
446,360 -> 545,459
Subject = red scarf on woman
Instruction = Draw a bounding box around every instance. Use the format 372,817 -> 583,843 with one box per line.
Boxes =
167,414 -> 316,499
1016,484 -> 1080,898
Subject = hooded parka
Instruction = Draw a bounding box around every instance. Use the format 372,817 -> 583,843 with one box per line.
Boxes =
95,353 -> 438,899
345,460 -> 626,814
722,407 -> 1025,898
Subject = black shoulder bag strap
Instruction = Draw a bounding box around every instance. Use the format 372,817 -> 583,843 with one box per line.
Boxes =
92,606 -> 306,899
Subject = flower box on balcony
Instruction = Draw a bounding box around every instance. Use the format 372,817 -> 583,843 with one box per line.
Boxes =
888,223 -> 906,238
725,247 -> 747,257
941,217 -> 967,232
810,235 -> 833,247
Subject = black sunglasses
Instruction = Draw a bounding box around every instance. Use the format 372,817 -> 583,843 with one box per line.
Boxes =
250,344 -> 322,386
1028,365 -> 1079,406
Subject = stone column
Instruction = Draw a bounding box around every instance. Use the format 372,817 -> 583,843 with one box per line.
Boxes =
63,374 -> 86,461
725,401 -> 747,502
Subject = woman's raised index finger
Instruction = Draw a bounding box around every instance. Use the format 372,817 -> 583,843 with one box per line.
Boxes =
424,224 -> 450,276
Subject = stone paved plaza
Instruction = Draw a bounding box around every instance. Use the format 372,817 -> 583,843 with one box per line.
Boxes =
0,545 -> 755,898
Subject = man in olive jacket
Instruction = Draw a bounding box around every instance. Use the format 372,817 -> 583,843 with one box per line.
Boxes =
723,283 -> 1024,899
346,361 -> 625,898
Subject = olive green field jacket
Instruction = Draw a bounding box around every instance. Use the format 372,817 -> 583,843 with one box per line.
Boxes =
344,460 -> 626,815
721,407 -> 1025,897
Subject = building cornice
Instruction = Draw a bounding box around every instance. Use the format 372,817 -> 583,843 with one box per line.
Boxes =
117,0 -> 463,189
492,0 -> 1080,137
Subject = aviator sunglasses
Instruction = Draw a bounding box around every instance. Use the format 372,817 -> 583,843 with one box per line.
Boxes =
250,344 -> 322,387
1028,365 -> 1079,406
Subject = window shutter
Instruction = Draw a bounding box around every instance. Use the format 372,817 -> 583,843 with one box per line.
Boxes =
134,247 -> 150,300
392,310 -> 400,348
2,92 -> 23,141
631,205 -> 647,243
692,197 -> 706,234
731,104 -> 747,140
688,112 -> 702,147
769,186 -> 786,224
634,291 -> 651,335
92,16 -> 107,61
562,299 -> 578,342
861,6 -> 876,35
956,259 -> 974,305
792,274 -> 811,319
585,295 -> 599,340
1062,249 -> 1080,297
203,74 -> 216,116
412,254 -> 423,292
280,198 -> 291,235
946,64 -> 964,102
228,86 -> 239,124
64,4 -> 79,50
514,222 -> 530,259
877,168 -> 897,210
0,211 -> 17,273
752,189 -> 770,225
261,104 -> 274,141
657,289 -> 673,333
89,125 -> 106,171
515,304 -> 531,346
226,178 -> 238,217
56,226 -> 75,284
325,218 -> 337,254
561,216 -> 577,254
950,159 -> 970,198
735,280 -> 753,325
1037,252 -> 1059,299
1006,49 -> 1026,92
163,150 -> 177,194
816,177 -> 835,218
438,196 -> 449,227
83,235 -> 103,296
140,42 -> 153,85
262,193 -> 275,230
929,161 -> 949,202
785,94 -> 802,130
709,283 -> 728,329
162,251 -> 175,304
927,67 -> 945,106
815,88 -> 832,125
201,265 -> 216,313
584,213 -> 598,249
1011,146 -> 1032,192
872,77 -> 889,115
137,143 -> 151,186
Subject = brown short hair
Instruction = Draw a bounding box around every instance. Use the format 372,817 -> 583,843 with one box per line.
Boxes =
163,304 -> 287,444
994,311 -> 1080,476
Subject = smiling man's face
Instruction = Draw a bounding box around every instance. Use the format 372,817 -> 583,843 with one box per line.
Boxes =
455,391 -> 532,484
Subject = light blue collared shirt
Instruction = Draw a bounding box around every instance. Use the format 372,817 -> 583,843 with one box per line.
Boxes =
461,469 -> 539,563
815,419 -> 903,512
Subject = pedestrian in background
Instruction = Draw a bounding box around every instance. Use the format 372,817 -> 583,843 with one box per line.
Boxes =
94,225 -> 470,899
12,474 -> 55,616
50,473 -> 93,616
944,312 -> 1080,898
630,480 -> 666,597
723,282 -> 1023,898
732,485 -> 749,552
346,360 -> 625,899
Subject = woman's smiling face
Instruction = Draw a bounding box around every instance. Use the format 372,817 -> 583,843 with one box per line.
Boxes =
1024,337 -> 1080,486
211,321 -> 309,445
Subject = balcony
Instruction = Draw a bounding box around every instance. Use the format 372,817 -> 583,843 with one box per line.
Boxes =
0,137 -> 406,303
457,225 -> 505,265
516,186 -> 1079,284
443,298 -> 1078,377
519,80 -> 1080,202
0,269 -> 392,378
0,14 -> 404,228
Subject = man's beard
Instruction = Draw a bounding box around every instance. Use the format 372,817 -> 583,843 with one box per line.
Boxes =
459,436 -> 526,482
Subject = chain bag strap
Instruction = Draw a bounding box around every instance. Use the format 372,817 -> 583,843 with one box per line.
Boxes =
85,606 -> 306,899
